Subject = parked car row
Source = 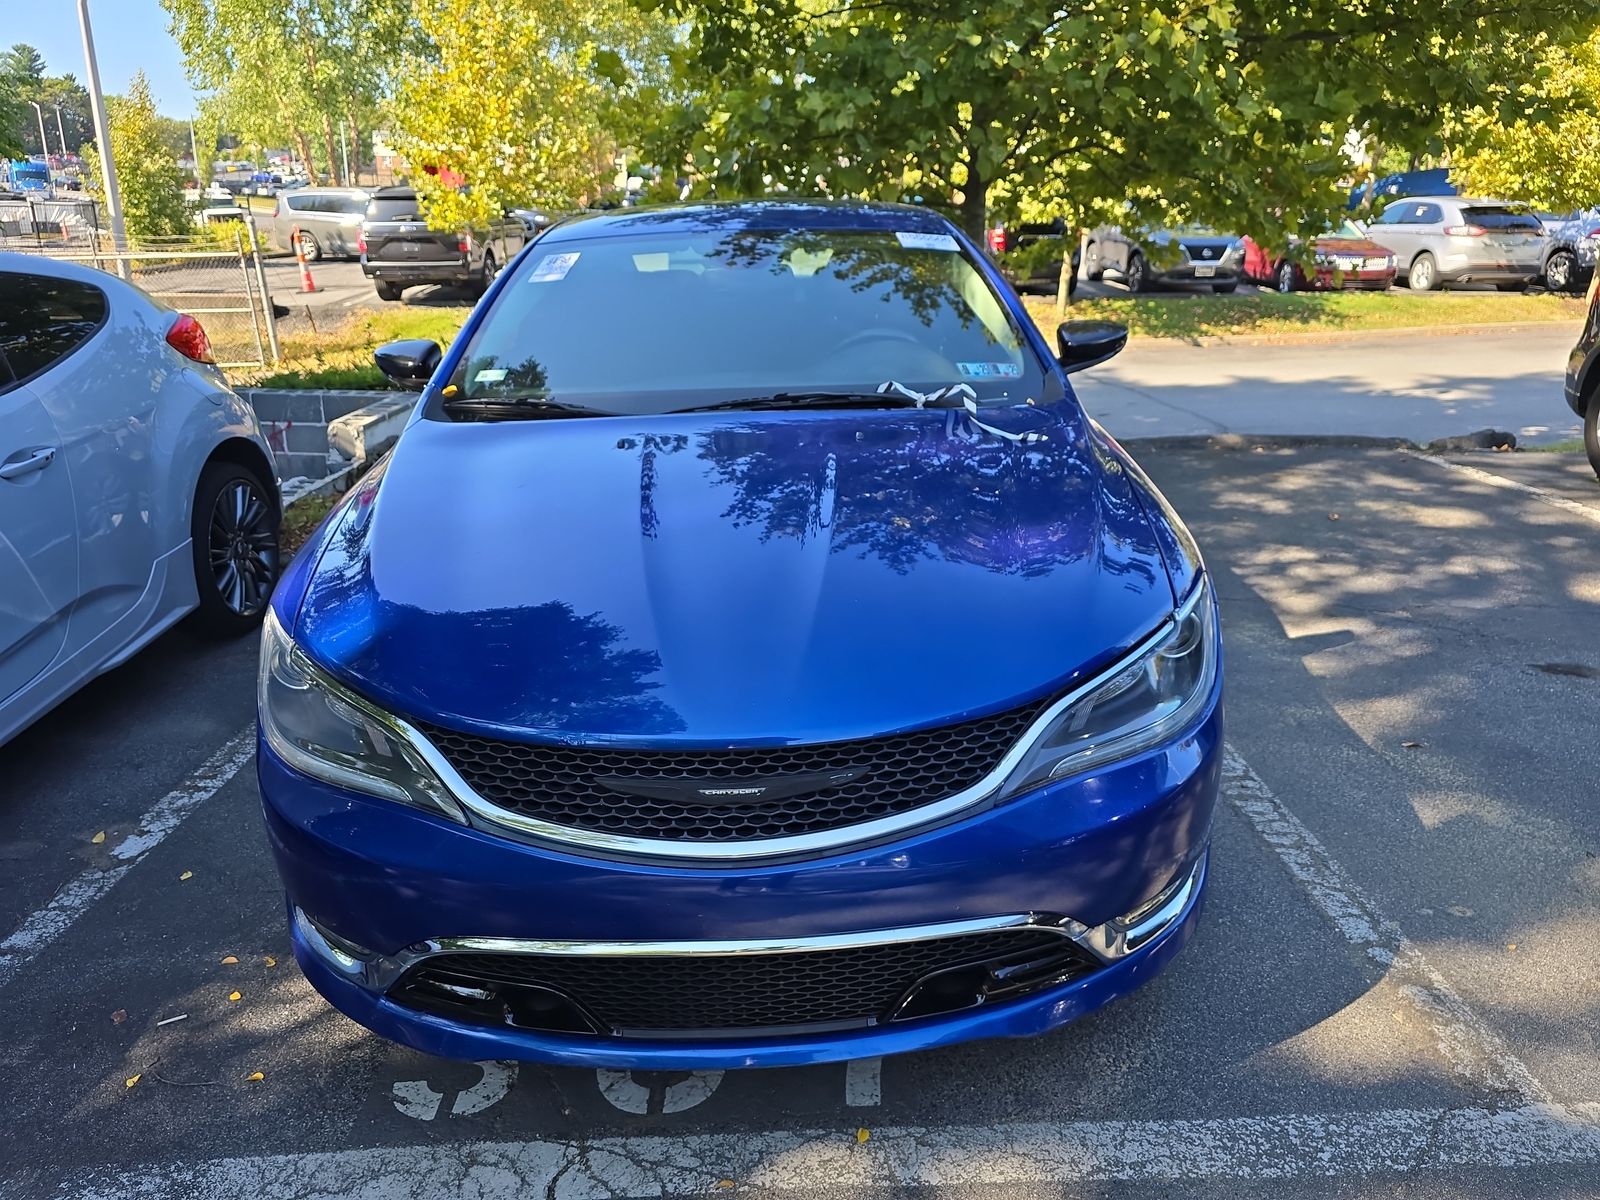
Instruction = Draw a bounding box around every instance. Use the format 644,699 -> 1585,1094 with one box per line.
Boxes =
992,195 -> 1591,296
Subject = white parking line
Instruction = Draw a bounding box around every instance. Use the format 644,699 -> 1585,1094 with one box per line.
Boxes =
1221,747 -> 1550,1105
61,1103 -> 1600,1198
844,1056 -> 882,1107
0,727 -> 254,990
1401,450 -> 1600,526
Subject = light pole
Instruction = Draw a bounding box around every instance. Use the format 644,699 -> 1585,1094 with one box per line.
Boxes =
53,106 -> 69,159
76,0 -> 128,256
189,117 -> 202,186
27,101 -> 50,163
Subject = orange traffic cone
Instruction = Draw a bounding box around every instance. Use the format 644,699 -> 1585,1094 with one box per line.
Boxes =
291,225 -> 320,293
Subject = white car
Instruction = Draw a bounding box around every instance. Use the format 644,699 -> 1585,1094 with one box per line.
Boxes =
0,252 -> 282,747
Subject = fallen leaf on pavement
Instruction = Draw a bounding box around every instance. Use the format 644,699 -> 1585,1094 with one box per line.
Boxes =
855,1128 -> 870,1144
220,955 -> 238,965
111,1009 -> 127,1025
1328,512 -> 1340,520
125,1074 -> 141,1088
1507,943 -> 1518,952
91,831 -> 106,844
713,1182 -> 735,1192
264,956 -> 277,968
246,1071 -> 264,1082
179,871 -> 193,881
228,991 -> 242,1002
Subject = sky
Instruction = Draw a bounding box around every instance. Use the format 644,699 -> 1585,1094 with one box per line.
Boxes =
9,0 -> 198,116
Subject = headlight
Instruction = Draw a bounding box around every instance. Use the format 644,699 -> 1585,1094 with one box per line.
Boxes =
996,575 -> 1218,798
259,610 -> 466,822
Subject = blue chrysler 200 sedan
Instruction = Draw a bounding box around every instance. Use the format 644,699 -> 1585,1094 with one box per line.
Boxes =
258,200 -> 1222,1069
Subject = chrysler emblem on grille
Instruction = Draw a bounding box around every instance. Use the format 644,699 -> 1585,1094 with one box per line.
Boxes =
596,767 -> 868,805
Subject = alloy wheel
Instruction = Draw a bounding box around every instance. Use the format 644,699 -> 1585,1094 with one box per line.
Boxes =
1547,251 -> 1573,292
1276,261 -> 1296,293
208,479 -> 278,617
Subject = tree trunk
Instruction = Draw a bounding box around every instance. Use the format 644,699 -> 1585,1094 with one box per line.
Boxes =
958,164 -> 987,243
320,110 -> 340,186
291,129 -> 315,183
346,110 -> 361,186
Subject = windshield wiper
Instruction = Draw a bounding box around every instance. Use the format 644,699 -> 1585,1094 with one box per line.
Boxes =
677,388 -> 972,414
441,394 -> 609,421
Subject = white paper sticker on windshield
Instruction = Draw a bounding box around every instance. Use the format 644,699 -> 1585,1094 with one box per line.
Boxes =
957,361 -> 1023,379
474,368 -> 508,383
528,251 -> 580,282
894,231 -> 960,252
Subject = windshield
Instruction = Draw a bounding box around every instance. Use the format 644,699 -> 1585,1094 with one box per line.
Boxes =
442,225 -> 1045,417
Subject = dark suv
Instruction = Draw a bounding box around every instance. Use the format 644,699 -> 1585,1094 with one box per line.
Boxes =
1564,276 -> 1600,479
360,187 -> 535,302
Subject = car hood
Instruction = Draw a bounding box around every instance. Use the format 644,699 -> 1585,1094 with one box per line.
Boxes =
1313,235 -> 1391,255
294,405 -> 1176,744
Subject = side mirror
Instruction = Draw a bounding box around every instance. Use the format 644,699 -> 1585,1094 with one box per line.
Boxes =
374,339 -> 442,391
1056,320 -> 1128,373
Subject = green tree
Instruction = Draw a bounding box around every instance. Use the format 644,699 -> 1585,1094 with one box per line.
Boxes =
0,55 -> 28,159
82,73 -> 192,241
1452,28 -> 1600,210
388,0 -> 675,228
1,44 -> 46,85
648,0 -> 1597,246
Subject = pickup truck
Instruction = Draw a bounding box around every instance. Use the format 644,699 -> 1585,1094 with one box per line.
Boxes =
360,186 -> 546,301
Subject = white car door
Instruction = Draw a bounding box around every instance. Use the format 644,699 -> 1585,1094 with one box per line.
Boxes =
0,375 -> 78,705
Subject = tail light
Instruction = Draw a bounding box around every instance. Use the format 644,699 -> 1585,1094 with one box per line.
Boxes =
986,227 -> 1008,254
1443,224 -> 1486,237
166,314 -> 214,364
457,232 -> 471,256
1585,227 -> 1600,239
357,230 -> 366,254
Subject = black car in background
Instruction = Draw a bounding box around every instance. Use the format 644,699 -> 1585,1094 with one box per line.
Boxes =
1085,225 -> 1244,293
359,186 -> 540,302
1564,274 -> 1600,479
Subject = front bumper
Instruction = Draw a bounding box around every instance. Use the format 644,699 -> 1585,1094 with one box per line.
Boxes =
1156,263 -> 1239,286
1309,266 -> 1394,291
260,683 -> 1222,1068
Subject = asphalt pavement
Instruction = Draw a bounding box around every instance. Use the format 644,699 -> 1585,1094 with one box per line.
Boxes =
0,439 -> 1596,1199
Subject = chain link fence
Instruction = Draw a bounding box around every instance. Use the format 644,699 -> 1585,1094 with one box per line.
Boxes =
2,212 -> 281,370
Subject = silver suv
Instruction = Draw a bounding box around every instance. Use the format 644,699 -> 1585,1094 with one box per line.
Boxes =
1369,196 -> 1547,291
267,187 -> 371,261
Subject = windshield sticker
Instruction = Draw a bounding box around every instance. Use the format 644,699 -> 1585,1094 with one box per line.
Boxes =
956,361 -> 1023,379
894,231 -> 960,252
474,368 -> 508,384
528,251 -> 581,282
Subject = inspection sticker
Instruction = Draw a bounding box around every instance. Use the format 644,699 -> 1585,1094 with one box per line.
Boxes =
895,231 -> 960,252
528,251 -> 581,282
957,361 -> 1023,379
474,368 -> 508,383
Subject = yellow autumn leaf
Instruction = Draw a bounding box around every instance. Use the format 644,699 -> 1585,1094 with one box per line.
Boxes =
246,1071 -> 265,1082
179,871 -> 193,881
91,831 -> 106,844
713,1183 -> 735,1192
221,955 -> 238,965
125,1074 -> 141,1088
229,990 -> 242,1002
855,1128 -> 870,1144
264,956 -> 277,968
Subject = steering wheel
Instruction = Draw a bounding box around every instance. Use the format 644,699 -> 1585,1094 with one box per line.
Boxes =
829,327 -> 926,356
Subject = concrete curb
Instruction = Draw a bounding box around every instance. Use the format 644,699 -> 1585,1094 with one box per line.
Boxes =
1127,319 -> 1585,350
1119,433 -> 1423,451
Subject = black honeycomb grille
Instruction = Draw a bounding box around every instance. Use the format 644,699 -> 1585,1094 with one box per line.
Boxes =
415,697 -> 1053,843
396,927 -> 1095,1035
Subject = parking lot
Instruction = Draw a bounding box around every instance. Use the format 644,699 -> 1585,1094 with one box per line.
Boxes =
1,443 -> 1597,1199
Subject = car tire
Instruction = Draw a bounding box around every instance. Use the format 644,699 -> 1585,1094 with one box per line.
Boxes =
1084,241 -> 1105,281
1585,390 -> 1600,482
1408,253 -> 1439,291
1213,280 -> 1238,294
375,281 -> 404,302
475,250 -> 498,297
296,230 -> 322,262
1275,260 -> 1298,293
188,460 -> 281,639
1545,250 -> 1577,292
1125,252 -> 1149,293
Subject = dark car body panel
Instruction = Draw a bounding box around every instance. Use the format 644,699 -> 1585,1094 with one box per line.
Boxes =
360,187 -> 529,290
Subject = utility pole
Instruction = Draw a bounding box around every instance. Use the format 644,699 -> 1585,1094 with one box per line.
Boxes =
53,107 -> 69,158
339,124 -> 350,188
77,0 -> 128,257
189,117 -> 202,185
27,101 -> 49,161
